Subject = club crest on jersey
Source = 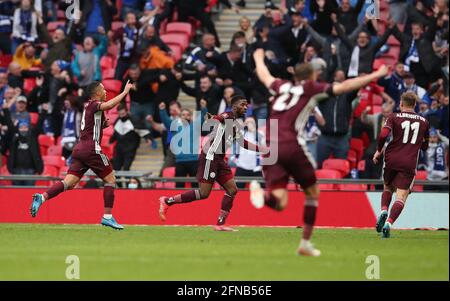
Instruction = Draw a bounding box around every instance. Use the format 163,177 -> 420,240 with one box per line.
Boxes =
210,172 -> 216,179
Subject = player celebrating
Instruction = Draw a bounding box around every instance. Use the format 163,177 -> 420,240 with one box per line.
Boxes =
373,91 -> 429,238
251,48 -> 389,256
158,95 -> 263,231
30,80 -> 135,230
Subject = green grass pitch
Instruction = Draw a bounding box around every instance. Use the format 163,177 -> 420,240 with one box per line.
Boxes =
0,224 -> 447,280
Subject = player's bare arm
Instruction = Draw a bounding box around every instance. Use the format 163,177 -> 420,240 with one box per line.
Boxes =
253,48 -> 276,89
373,126 -> 391,164
99,80 -> 135,111
332,65 -> 390,96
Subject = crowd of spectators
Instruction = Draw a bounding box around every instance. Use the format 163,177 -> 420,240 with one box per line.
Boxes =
0,0 -> 448,187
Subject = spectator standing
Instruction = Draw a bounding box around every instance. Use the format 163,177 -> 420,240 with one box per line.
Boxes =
180,75 -> 222,115
159,101 -> 206,188
316,70 -> 355,168
110,103 -> 151,171
425,128 -> 448,181
81,0 -> 117,35
112,12 -> 140,80
0,0 -> 15,54
12,0 -> 38,53
337,0 -> 364,34
391,16 -> 442,88
60,94 -> 82,159
71,28 -> 108,88
3,101 -> 43,186
12,42 -> 41,70
233,117 -> 263,188
123,64 -> 158,129
36,13 -> 78,72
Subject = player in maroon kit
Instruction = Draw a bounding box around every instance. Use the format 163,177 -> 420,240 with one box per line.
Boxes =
373,91 -> 429,238
251,48 -> 389,256
158,95 -> 264,231
30,80 -> 135,230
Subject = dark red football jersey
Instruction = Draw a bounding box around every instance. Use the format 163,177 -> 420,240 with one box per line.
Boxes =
203,111 -> 242,159
78,100 -> 105,154
383,111 -> 429,172
267,79 -> 333,147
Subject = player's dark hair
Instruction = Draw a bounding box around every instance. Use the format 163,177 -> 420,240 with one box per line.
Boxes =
401,91 -> 419,108
294,63 -> 314,81
85,81 -> 102,99
231,94 -> 246,106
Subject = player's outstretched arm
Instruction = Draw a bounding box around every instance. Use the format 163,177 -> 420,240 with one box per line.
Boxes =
99,80 -> 135,111
253,48 -> 276,89
332,65 -> 389,96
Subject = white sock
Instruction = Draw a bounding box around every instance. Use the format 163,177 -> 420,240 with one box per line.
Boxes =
299,239 -> 311,248
103,214 -> 112,219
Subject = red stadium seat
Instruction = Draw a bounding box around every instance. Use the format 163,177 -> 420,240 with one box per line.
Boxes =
347,149 -> 358,169
372,105 -> 382,114
156,167 -> 175,188
103,79 -> 122,93
111,21 -> 124,31
24,78 -> 37,94
38,135 -> 55,156
0,54 -> 12,68
47,145 -> 62,156
160,33 -> 189,52
168,44 -> 183,62
315,169 -> 342,190
372,94 -> 383,105
387,35 -> 400,47
29,112 -> 39,126
350,138 -> 364,161
42,155 -> 66,171
165,22 -> 194,38
100,55 -> 116,71
36,165 -> 59,187
102,68 -> 116,79
0,165 -> 12,186
357,160 -> 366,172
412,170 -> 427,192
322,159 -> 350,177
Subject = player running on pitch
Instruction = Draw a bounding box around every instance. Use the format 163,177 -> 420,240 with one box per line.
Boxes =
251,48 -> 389,256
373,91 -> 429,238
30,80 -> 135,230
158,95 -> 264,231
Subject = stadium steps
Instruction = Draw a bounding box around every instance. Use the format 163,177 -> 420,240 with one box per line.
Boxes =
215,0 -> 281,50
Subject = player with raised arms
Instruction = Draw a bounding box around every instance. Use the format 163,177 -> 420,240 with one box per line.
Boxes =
30,80 -> 135,230
158,95 -> 264,231
251,48 -> 389,256
373,91 -> 429,238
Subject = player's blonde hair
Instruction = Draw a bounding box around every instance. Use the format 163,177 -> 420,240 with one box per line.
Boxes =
294,63 -> 314,81
401,91 -> 419,108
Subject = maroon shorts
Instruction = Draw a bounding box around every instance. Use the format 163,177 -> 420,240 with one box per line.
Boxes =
68,148 -> 113,179
383,167 -> 416,190
196,153 -> 233,186
263,144 -> 316,190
